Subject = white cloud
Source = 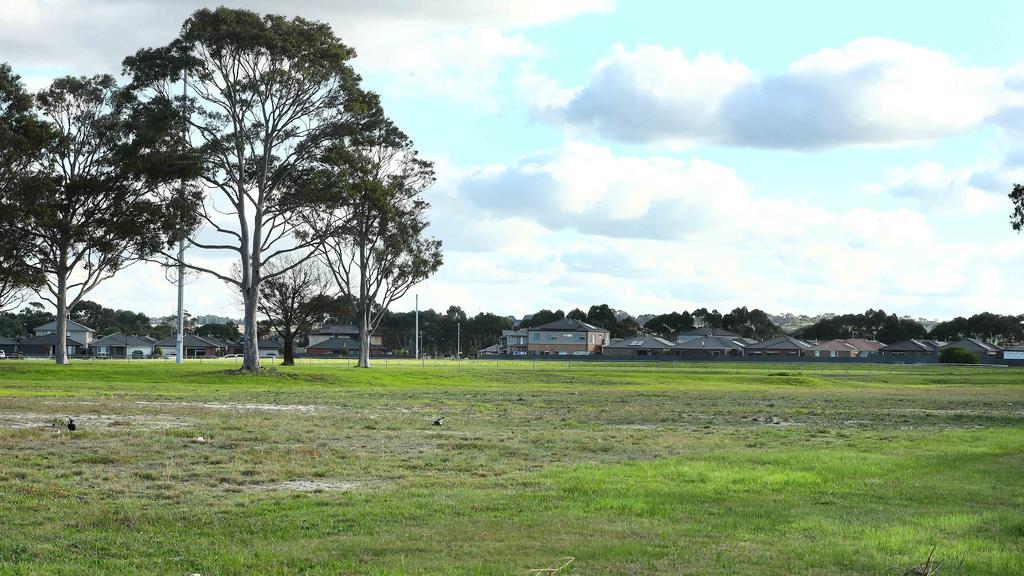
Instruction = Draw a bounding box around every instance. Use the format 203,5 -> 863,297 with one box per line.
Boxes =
529,38 -> 1024,149
0,0 -> 611,107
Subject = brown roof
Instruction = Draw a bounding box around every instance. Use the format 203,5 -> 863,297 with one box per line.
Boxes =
845,338 -> 885,351
805,339 -> 859,352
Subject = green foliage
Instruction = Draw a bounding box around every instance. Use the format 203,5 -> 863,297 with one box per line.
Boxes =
796,309 -> 927,343
930,312 -> 1024,342
645,311 -> 695,339
519,309 -> 565,329
196,323 -> 241,342
939,346 -> 980,364
720,307 -> 783,340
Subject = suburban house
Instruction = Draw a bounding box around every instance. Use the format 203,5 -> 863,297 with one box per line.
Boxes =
526,318 -> 610,355
744,335 -> 812,356
0,336 -> 18,356
676,327 -> 740,343
89,333 -> 157,358
305,336 -> 362,356
672,335 -> 746,356
308,323 -> 383,348
499,329 -> 528,355
805,338 -> 885,358
878,339 -> 945,357
154,334 -> 226,358
1002,344 -> 1024,360
222,338 -> 283,355
941,338 -> 1002,357
603,334 -> 675,356
19,334 -> 87,357
33,319 -> 95,347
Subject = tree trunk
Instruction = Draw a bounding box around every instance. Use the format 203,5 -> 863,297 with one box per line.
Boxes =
358,309 -> 370,368
55,275 -> 69,365
241,286 -> 261,372
283,328 -> 295,366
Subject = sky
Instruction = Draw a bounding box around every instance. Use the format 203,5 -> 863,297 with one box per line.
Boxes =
4,0 -> 1024,321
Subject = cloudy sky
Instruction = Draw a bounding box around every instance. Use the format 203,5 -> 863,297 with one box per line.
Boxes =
5,0 -> 1024,320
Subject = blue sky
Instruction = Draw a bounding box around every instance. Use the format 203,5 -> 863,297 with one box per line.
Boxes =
4,1 -> 1024,320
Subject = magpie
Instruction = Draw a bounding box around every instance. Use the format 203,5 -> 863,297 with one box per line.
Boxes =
67,418 -> 76,431
432,416 -> 445,426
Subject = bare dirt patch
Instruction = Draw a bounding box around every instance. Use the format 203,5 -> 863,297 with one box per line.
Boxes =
251,479 -> 363,492
0,412 -> 192,430
133,401 -> 323,413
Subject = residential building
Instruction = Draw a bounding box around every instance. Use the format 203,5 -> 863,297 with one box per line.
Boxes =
676,327 -> 740,343
0,336 -> 17,356
19,334 -> 87,357
33,319 -> 95,347
941,338 -> 1002,357
89,333 -> 157,358
1002,344 -> 1024,360
526,318 -> 610,355
878,339 -> 945,357
305,336 -> 361,356
805,338 -> 885,358
672,335 -> 746,356
499,329 -> 528,355
308,323 -> 383,348
603,334 -> 675,356
154,334 -> 226,358
744,335 -> 812,356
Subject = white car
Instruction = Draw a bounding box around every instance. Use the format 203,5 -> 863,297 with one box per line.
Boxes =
222,354 -> 241,359
164,351 -> 176,359
0,350 -> 6,359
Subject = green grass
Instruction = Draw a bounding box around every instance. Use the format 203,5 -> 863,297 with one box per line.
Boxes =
0,360 -> 1021,575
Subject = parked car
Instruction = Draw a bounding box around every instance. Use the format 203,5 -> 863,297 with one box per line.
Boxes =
131,350 -> 145,359
164,351 -> 176,359
0,350 -> 6,360
259,351 -> 278,359
222,354 -> 241,359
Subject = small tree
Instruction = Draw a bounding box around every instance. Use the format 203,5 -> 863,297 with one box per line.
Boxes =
319,98 -> 442,368
256,257 -> 338,366
938,346 -> 979,364
5,75 -> 191,364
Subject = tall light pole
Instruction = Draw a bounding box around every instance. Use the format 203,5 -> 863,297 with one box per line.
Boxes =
457,321 -> 461,360
414,294 -> 419,360
175,73 -> 187,365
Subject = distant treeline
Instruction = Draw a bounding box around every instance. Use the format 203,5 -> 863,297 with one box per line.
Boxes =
793,309 -> 1024,343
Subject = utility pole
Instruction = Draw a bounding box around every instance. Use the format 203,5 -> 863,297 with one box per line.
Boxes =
175,73 -> 187,365
457,321 -> 461,360
414,294 -> 419,360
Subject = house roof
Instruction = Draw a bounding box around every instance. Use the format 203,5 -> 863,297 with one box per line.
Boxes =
0,336 -> 17,345
745,335 -> 812,350
844,338 -> 886,351
603,334 -> 675,349
805,339 -> 860,352
312,323 -> 359,335
879,339 -> 944,352
678,327 -> 740,338
154,334 -> 226,348
733,337 -> 759,346
90,333 -> 158,347
501,329 -> 528,337
942,338 -> 1002,352
306,336 -> 363,351
528,318 -> 608,333
672,336 -> 745,351
20,334 -> 85,347
33,319 -> 95,333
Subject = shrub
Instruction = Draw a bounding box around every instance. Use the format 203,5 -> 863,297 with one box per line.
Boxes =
153,345 -> 163,357
939,347 -> 979,364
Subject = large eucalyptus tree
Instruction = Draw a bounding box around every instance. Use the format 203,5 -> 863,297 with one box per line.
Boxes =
124,7 -> 367,371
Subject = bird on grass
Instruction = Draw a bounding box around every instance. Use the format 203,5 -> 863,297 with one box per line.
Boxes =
67,418 -> 76,431
432,416 -> 445,426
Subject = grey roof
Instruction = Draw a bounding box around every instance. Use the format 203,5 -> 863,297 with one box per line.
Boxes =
90,333 -> 158,347
673,336 -> 746,351
312,323 -> 360,335
879,339 -> 944,352
154,334 -> 226,349
733,337 -> 759,346
942,338 -> 1002,352
20,334 -> 85,347
678,327 -> 740,338
0,336 -> 17,345
306,336 -> 361,350
604,334 -> 675,349
501,329 -> 528,337
529,318 -> 608,333
744,335 -> 812,350
33,319 -> 95,333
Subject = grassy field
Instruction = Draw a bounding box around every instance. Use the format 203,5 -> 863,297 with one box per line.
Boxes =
0,360 -> 1021,575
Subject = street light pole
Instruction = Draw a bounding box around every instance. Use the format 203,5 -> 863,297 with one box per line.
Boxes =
414,294 -> 419,360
